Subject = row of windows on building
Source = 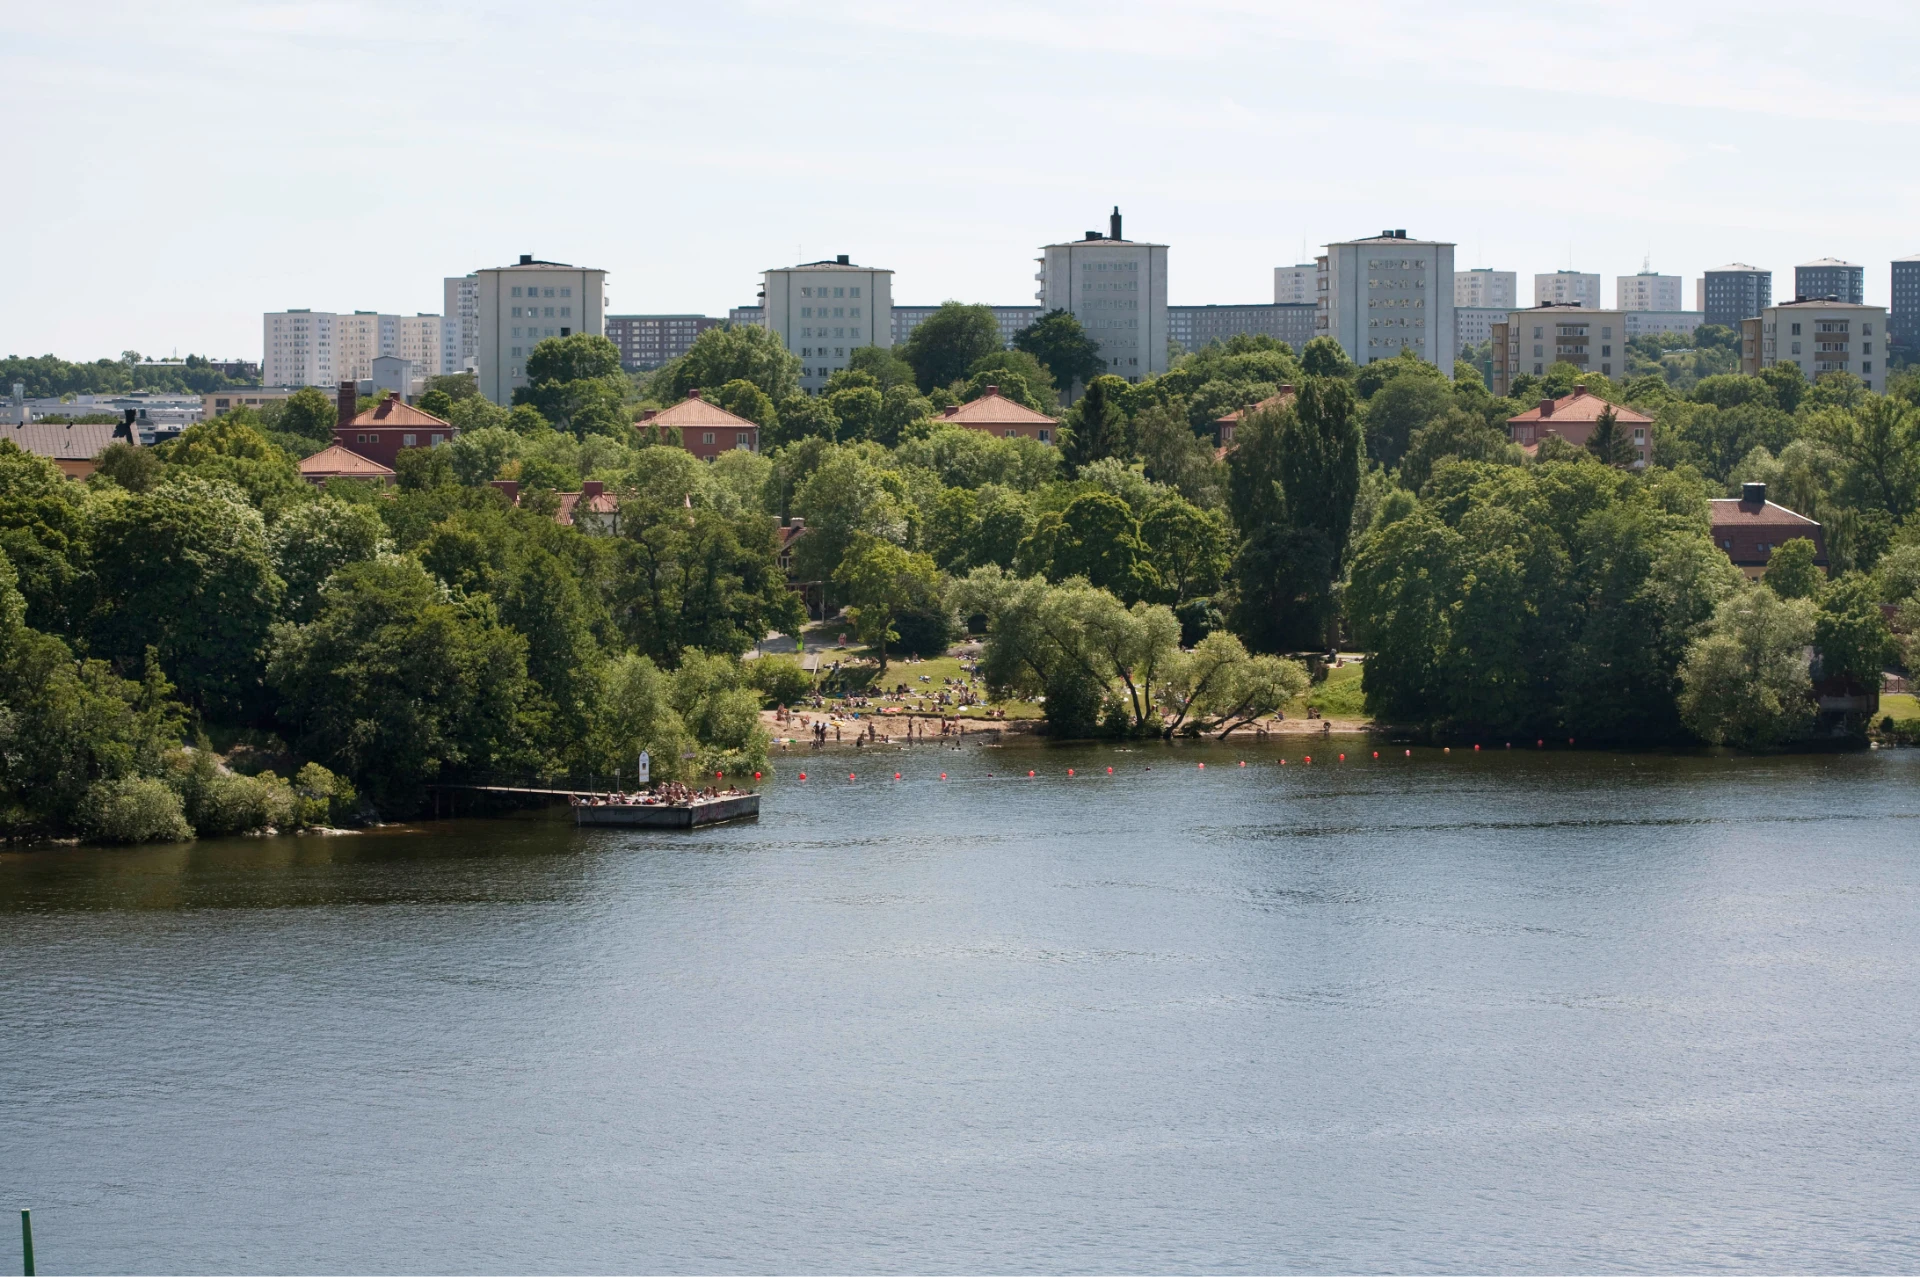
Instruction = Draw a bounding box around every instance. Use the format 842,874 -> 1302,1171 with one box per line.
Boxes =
511,306 -> 571,319
1368,259 -> 1428,270
799,306 -> 860,318
800,348 -> 848,360
799,328 -> 861,340
1369,298 -> 1427,309
1082,280 -> 1138,290
352,431 -> 447,447
511,286 -> 572,298
1368,278 -> 1427,289
800,285 -> 862,298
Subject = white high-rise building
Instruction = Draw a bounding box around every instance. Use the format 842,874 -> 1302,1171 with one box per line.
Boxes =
262,310 -> 338,388
763,255 -> 894,395
475,254 -> 609,404
1747,299 -> 1887,394
1318,229 -> 1455,367
1455,268 -> 1516,309
1535,271 -> 1602,308
1617,271 -> 1683,312
1274,263 -> 1316,305
443,274 -> 479,375
398,315 -> 444,380
1036,207 -> 1169,381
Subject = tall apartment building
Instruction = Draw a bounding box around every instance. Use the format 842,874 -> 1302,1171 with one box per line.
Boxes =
397,315 -> 444,379
1454,268 -> 1516,309
606,315 -> 723,371
1617,271 -> 1682,312
1743,299 -> 1887,393
891,305 -> 1041,349
1892,254 -> 1920,359
475,254 -> 609,404
1624,311 -> 1705,339
1795,258 -> 1864,304
1455,307 -> 1511,354
443,274 -> 479,374
1318,229 -> 1455,367
263,310 -> 337,388
728,305 -> 765,328
1274,264 -> 1316,305
1169,304 -> 1315,354
1698,264 -> 1771,330
763,255 -> 894,394
1534,271 -> 1602,308
1491,304 -> 1632,395
1036,208 -> 1170,381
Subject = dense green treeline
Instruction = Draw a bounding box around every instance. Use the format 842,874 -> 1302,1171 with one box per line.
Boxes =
9,317 -> 1920,844
1,351 -> 251,397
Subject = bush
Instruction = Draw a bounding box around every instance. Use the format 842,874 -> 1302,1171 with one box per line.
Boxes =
744,654 -> 813,707
891,603 -> 956,659
1042,667 -> 1104,739
294,762 -> 359,827
75,777 -> 193,844
171,747 -> 301,835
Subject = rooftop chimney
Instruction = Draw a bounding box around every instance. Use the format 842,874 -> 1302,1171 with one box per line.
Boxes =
836,254 -> 850,265
491,479 -> 521,504
1574,383 -> 1587,396
1085,230 -> 1100,241
519,254 -> 533,265
582,480 -> 604,499
1396,229 -> 1406,238
1539,397 -> 1555,417
1742,481 -> 1767,506
337,380 -> 357,429
985,384 -> 999,397
1110,206 -> 1123,241
688,387 -> 702,400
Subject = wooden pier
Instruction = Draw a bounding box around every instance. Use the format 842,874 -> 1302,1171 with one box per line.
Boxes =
572,793 -> 760,828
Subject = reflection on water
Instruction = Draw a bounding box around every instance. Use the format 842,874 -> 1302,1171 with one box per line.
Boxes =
3,739 -> 1919,1273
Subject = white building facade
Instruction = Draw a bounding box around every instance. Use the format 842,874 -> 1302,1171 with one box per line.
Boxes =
443,274 -> 479,374
1455,268 -> 1516,309
1747,299 -> 1887,393
1617,272 -> 1683,312
1274,263 -> 1316,305
262,310 -> 337,388
397,314 -> 443,380
1036,209 -> 1169,380
763,256 -> 894,395
1535,271 -> 1603,308
1319,230 -> 1455,367
475,254 -> 610,404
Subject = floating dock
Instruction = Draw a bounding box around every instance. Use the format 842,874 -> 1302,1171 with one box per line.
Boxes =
571,793 -> 761,828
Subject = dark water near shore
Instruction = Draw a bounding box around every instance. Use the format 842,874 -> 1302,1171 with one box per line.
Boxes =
4,738 -> 1920,1274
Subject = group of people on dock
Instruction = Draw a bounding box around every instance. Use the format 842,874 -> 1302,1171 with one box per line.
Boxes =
571,780 -> 740,807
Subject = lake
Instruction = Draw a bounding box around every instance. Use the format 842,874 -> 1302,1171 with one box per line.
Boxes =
3,738 -> 1919,1273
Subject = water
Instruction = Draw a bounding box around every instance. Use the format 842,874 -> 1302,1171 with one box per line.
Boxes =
4,739 -> 1919,1273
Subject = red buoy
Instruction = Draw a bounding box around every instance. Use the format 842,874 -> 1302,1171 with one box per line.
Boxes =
1106,766 -> 1113,774
1068,768 -> 1075,776
1372,751 -> 1379,759
1338,753 -> 1345,761
940,772 -> 947,780
798,772 -> 807,780
893,772 -> 901,780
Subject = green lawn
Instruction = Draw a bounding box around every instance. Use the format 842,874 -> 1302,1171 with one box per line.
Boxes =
1880,692 -> 1919,721
1285,661 -> 1369,720
781,643 -> 1041,719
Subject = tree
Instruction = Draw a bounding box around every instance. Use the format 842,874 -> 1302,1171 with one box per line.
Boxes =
91,441 -> 162,492
278,386 -> 340,448
416,388 -> 455,419
1678,587 -> 1816,747
88,475 -> 283,718
161,416 -> 305,511
448,426 -> 520,487
1134,402 -> 1225,509
1300,336 -> 1356,379
1161,631 -> 1309,738
847,345 -> 918,391
1282,376 -> 1365,563
270,497 -> 389,624
710,378 -> 777,429
1019,492 -> 1163,604
651,324 -> 801,404
1061,375 -> 1133,473
1226,399 -> 1290,533
1763,538 -> 1822,600
900,302 -> 1003,392
1014,309 -> 1104,392
1814,571 -> 1896,688
620,502 -> 806,665
0,439 -> 92,634
1809,397 -> 1920,522
1399,408 -> 1519,492
517,335 -> 629,439
1363,368 -> 1451,468
268,557 -> 531,808
1584,408 -> 1640,468
765,393 -> 840,448
789,445 -> 913,591
967,349 -> 1058,406
1140,495 -> 1230,603
832,535 -> 945,671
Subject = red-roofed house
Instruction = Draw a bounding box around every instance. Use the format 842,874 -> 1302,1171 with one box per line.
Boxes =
1,419 -> 133,479
1506,384 -> 1653,468
636,390 -> 759,461
488,479 -> 622,535
936,386 -> 1059,443
297,444 -> 396,486
1710,482 -> 1827,579
333,382 -> 455,469
1213,385 -> 1296,452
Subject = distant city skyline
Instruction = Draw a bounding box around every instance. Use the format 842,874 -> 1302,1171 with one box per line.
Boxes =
6,0 -> 1919,359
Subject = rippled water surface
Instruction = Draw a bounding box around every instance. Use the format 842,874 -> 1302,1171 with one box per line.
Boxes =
4,739 -> 1920,1273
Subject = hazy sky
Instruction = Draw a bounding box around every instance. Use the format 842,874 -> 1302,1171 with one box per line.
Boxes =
7,0 -> 1919,362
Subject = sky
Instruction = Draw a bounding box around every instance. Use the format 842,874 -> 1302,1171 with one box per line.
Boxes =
6,0 -> 1920,363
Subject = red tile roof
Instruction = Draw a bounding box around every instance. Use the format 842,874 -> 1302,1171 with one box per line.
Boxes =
1214,387 -> 1297,428
345,393 -> 453,431
939,388 -> 1058,428
1507,387 -> 1652,427
555,485 -> 620,527
297,444 -> 396,481
637,390 -> 759,430
1709,494 -> 1826,568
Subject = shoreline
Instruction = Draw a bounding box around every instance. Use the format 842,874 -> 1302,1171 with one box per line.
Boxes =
763,709 -> 1375,744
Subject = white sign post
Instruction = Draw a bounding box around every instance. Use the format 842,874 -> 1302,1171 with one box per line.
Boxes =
636,751 -> 651,785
